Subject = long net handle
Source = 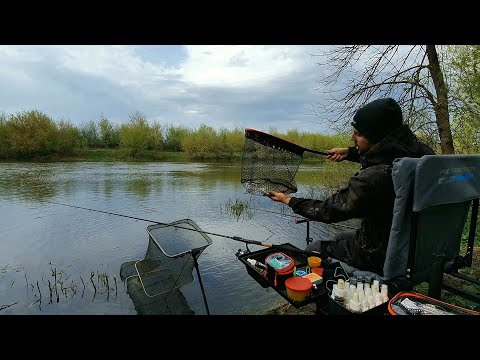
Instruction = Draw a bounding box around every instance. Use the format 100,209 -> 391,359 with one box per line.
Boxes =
245,128 -> 329,157
303,148 -> 329,156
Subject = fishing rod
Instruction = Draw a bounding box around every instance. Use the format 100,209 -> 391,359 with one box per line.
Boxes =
247,206 -> 357,230
45,201 -> 324,258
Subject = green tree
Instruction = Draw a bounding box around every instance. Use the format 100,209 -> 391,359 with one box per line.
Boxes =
164,124 -> 189,151
217,127 -> 234,158
6,110 -> 57,157
0,112 -> 9,158
80,121 -> 100,148
181,124 -> 222,159
56,119 -> 82,156
98,115 -> 119,148
225,127 -> 244,155
148,120 -> 164,150
446,45 -> 480,154
119,111 -> 150,157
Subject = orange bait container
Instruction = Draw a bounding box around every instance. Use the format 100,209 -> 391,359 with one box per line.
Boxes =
307,256 -> 321,268
285,276 -> 312,302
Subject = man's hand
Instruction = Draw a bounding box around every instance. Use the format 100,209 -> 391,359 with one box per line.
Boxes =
326,147 -> 349,162
267,191 -> 291,205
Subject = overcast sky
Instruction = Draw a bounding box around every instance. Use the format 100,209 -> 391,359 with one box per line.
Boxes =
0,45 -> 342,134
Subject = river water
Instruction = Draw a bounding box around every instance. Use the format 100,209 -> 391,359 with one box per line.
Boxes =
0,161 -> 346,315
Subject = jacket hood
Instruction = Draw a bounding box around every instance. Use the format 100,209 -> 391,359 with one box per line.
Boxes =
360,124 -> 435,167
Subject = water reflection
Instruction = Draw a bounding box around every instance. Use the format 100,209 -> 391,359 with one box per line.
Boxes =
125,176 -> 154,197
0,165 -> 57,201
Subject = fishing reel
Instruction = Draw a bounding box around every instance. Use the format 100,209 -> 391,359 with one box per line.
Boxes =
235,244 -> 252,257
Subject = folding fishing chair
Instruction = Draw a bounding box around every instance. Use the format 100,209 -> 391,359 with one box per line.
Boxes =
339,154 -> 480,305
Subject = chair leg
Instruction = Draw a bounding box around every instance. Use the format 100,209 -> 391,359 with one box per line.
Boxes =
428,253 -> 445,299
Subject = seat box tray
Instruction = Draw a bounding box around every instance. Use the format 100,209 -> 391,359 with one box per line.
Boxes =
237,243 -> 328,308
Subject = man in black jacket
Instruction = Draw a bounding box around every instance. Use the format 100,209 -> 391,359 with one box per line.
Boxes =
268,98 -> 435,275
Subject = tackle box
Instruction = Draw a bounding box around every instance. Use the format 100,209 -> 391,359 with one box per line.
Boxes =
388,291 -> 480,315
328,293 -> 390,315
325,268 -> 393,315
237,243 -> 329,308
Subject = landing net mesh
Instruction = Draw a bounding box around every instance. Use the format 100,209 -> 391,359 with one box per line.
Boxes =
241,129 -> 304,195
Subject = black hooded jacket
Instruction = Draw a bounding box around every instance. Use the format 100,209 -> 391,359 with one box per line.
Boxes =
288,124 -> 435,275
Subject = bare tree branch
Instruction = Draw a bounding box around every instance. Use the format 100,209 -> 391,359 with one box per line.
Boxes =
310,45 -> 455,153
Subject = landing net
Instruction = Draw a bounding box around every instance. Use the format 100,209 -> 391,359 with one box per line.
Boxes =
241,128 -> 305,195
120,219 -> 212,314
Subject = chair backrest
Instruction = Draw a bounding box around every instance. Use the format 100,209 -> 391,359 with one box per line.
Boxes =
384,154 -> 480,287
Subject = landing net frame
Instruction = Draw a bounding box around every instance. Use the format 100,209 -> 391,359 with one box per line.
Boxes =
241,128 -> 327,195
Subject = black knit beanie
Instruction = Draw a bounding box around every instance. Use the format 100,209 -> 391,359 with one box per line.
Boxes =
350,98 -> 403,143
